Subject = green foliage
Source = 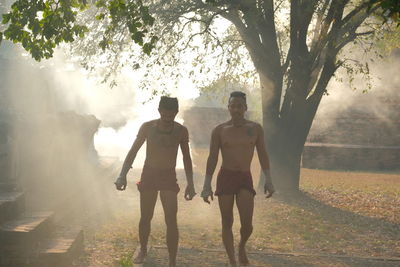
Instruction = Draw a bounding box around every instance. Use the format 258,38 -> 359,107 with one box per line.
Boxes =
95,0 -> 157,53
0,0 -> 87,60
0,0 -> 157,61
118,253 -> 133,267
370,0 -> 400,24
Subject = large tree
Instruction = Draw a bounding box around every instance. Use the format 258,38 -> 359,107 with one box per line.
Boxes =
1,0 -> 396,192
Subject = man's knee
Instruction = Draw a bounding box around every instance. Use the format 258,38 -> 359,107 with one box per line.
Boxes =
221,217 -> 234,230
240,223 -> 253,235
164,215 -> 178,229
140,213 -> 154,224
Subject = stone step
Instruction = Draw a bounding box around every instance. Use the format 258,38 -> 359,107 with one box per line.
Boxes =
0,211 -> 55,253
36,227 -> 84,267
0,191 -> 25,223
0,227 -> 84,267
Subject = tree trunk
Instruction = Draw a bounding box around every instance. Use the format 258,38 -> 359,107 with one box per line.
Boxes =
258,70 -> 313,194
258,126 -> 305,193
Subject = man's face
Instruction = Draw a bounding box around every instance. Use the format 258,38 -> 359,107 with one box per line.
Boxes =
159,108 -> 178,123
228,97 -> 247,119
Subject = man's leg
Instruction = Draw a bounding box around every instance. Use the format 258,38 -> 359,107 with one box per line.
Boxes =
160,190 -> 178,267
218,194 -> 236,266
236,189 -> 254,265
134,190 -> 158,263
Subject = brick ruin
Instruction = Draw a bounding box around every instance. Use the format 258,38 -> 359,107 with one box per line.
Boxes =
303,98 -> 400,170
0,53 -> 100,265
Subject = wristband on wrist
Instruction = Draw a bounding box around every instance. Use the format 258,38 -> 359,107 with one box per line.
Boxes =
118,175 -> 127,180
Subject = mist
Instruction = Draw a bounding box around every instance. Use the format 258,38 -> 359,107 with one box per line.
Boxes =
309,49 -> 400,143
1,19 -> 399,266
2,41 -> 398,202
0,37 -> 206,227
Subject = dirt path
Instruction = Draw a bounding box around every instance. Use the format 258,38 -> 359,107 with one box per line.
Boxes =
144,246 -> 400,267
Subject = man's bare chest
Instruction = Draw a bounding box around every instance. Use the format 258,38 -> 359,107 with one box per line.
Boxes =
147,129 -> 180,148
220,126 -> 257,147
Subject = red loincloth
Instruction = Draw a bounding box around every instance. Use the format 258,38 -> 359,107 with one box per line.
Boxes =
215,168 -> 256,196
137,166 -> 180,193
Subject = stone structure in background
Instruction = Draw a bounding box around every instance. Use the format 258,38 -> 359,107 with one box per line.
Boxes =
0,40 -> 98,265
0,103 -> 90,266
0,113 -> 13,186
303,97 -> 400,170
11,111 -> 100,209
183,98 -> 400,171
304,50 -> 400,171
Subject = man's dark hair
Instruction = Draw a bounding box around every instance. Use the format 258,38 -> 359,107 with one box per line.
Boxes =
229,91 -> 246,103
159,96 -> 179,111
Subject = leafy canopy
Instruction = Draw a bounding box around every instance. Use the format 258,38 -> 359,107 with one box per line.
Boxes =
0,0 -> 157,61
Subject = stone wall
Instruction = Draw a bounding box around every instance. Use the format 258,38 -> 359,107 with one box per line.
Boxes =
302,143 -> 400,170
304,99 -> 400,170
308,102 -> 400,146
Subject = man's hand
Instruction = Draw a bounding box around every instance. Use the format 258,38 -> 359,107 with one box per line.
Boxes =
201,174 -> 214,204
264,182 -> 275,198
184,184 -> 196,200
263,169 -> 275,198
200,187 -> 214,204
114,176 -> 127,191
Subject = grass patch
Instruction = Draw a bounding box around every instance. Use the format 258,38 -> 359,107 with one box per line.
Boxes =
117,253 -> 134,267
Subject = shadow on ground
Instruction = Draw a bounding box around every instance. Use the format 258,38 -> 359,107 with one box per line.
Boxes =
275,191 -> 399,241
144,246 -> 399,267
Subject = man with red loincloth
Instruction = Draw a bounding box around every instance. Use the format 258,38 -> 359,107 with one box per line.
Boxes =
201,91 -> 275,266
115,96 -> 196,267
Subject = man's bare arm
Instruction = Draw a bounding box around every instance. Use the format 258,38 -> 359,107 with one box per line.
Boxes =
180,127 -> 195,200
115,124 -> 146,190
206,127 -> 220,176
255,124 -> 270,170
201,126 -> 220,203
119,136 -> 145,177
255,124 -> 275,197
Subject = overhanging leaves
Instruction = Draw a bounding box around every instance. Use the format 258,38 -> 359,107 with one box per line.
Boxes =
0,0 -> 157,61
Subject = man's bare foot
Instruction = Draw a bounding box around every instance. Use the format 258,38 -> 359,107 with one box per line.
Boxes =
168,259 -> 177,267
238,245 -> 249,266
133,249 -> 147,264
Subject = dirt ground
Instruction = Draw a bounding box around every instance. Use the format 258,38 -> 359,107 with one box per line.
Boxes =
71,155 -> 400,267
145,246 -> 399,267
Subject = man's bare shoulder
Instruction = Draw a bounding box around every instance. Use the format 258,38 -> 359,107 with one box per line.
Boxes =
141,119 -> 157,128
174,121 -> 189,136
174,122 -> 189,145
245,120 -> 262,129
214,121 -> 231,131
174,121 -> 186,129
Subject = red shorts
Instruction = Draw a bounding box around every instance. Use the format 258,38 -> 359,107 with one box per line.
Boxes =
215,168 -> 256,196
137,166 -> 180,193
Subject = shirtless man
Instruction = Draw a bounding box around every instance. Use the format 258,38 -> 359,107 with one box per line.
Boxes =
115,96 -> 195,267
201,91 -> 275,266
